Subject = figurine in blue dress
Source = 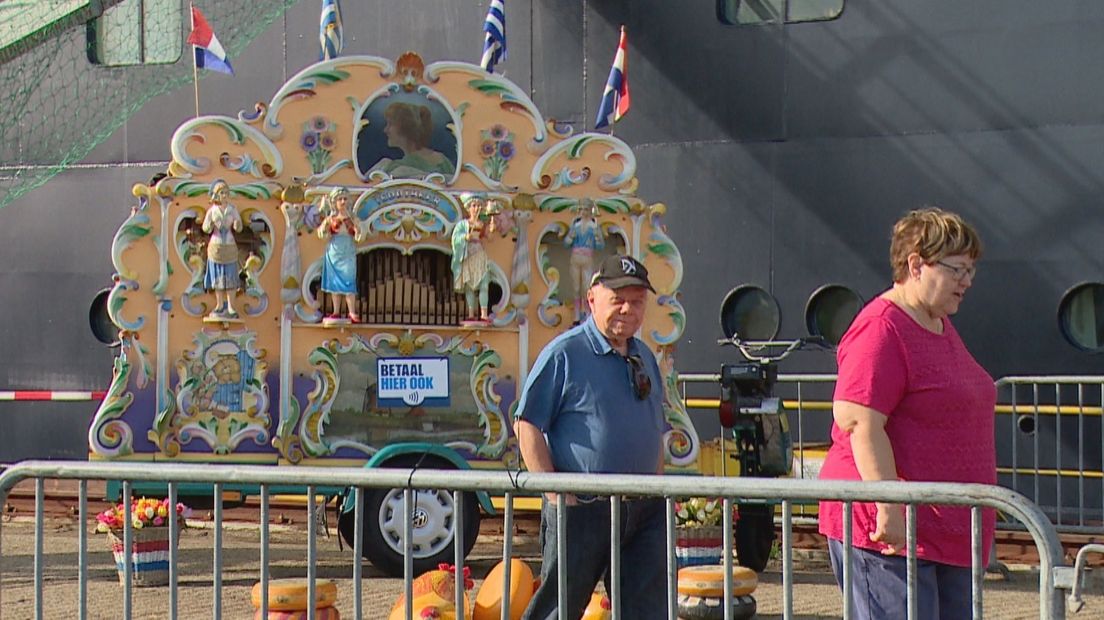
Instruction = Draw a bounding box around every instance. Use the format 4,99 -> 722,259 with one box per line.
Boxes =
318,187 -> 360,324
564,198 -> 605,324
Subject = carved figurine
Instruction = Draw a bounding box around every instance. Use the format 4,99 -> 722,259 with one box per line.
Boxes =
317,187 -> 360,325
451,194 -> 496,325
201,179 -> 243,321
564,198 -> 605,324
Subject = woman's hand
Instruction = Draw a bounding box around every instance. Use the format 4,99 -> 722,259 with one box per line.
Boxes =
871,502 -> 906,554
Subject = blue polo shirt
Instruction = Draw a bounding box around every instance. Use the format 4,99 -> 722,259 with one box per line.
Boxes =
516,317 -> 665,474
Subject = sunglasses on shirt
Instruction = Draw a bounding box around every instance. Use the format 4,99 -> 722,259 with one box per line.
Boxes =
625,354 -> 652,400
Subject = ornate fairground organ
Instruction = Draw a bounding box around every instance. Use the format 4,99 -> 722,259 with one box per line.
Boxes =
91,51 -> 695,571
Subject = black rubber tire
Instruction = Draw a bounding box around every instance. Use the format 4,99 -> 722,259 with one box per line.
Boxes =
677,594 -> 757,620
337,455 -> 481,577
735,503 -> 775,573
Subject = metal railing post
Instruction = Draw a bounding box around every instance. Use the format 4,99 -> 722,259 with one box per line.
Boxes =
260,485 -> 270,618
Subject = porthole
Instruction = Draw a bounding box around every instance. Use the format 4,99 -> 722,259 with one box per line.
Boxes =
1057,282 -> 1104,352
719,285 -> 780,341
805,284 -> 863,346
89,289 -> 120,347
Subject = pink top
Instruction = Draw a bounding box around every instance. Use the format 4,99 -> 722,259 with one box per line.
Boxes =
818,296 -> 996,567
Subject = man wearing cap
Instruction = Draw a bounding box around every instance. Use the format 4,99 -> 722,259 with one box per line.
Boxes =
516,254 -> 667,619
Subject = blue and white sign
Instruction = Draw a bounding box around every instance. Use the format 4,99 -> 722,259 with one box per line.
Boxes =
376,357 -> 451,407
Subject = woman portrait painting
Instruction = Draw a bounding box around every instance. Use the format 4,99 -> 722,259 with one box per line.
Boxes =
818,207 -> 993,619
361,100 -> 457,179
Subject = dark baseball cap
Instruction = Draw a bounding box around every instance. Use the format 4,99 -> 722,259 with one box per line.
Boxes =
590,255 -> 656,293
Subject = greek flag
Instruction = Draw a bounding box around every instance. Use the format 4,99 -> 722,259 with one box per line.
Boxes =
595,26 -> 631,130
320,0 -> 343,61
480,0 -> 506,73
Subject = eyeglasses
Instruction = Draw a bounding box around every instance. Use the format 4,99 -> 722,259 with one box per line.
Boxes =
625,354 -> 652,400
935,261 -> 977,281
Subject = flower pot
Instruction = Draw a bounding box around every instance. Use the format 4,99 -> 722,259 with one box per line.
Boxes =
675,525 -> 724,567
107,525 -> 174,586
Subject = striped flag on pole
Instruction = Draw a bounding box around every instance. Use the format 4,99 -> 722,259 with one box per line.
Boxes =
595,26 -> 630,130
187,5 -> 234,75
320,0 -> 343,61
480,0 -> 506,73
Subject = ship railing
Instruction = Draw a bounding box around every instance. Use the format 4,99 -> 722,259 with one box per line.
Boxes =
0,460 -> 1078,620
994,376 -> 1104,535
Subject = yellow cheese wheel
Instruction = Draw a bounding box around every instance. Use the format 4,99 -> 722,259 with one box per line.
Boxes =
253,606 -> 340,620
676,565 -> 758,598
473,558 -> 535,620
250,579 -> 338,612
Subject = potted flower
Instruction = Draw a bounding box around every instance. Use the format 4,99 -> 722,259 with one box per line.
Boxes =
96,497 -> 191,586
674,497 -> 737,567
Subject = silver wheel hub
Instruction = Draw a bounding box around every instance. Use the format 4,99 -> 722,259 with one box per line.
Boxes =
379,488 -> 457,558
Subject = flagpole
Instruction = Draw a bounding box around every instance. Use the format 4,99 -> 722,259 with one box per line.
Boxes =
190,2 -> 200,117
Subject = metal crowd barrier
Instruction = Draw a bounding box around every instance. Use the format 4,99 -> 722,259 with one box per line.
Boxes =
0,460 -> 1077,620
680,373 -> 1104,533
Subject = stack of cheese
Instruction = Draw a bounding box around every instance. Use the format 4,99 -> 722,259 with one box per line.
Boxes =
676,565 -> 757,620
251,578 -> 340,619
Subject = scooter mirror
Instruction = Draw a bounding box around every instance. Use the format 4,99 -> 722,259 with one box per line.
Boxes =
719,284 -> 780,341
804,284 -> 863,347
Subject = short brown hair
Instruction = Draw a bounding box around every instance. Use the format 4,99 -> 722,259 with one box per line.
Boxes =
889,207 -> 982,283
384,102 -> 433,149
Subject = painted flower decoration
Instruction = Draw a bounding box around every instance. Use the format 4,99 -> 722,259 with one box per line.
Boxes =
301,117 -> 338,174
479,124 -> 516,182
95,497 -> 192,533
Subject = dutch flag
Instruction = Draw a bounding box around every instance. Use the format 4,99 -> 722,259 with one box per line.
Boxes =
187,6 -> 234,75
594,26 -> 630,130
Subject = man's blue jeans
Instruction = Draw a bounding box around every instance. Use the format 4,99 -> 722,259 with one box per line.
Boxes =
522,497 -> 667,620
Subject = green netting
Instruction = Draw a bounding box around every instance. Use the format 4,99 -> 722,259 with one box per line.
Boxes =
0,0 -> 299,210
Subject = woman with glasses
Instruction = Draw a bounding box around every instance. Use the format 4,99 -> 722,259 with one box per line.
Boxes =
818,207 -> 993,619
514,254 -> 666,620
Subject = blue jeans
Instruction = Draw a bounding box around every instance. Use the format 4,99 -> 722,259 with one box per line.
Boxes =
828,538 -> 974,620
522,497 -> 667,620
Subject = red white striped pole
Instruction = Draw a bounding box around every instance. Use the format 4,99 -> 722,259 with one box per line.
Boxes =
0,391 -> 107,402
